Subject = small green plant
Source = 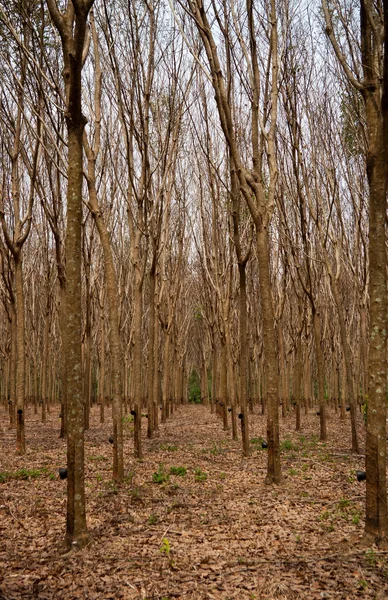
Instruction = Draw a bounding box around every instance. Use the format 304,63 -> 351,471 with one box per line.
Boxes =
358,579 -> 368,590
352,514 -> 360,525
122,414 -> 134,425
338,498 -> 350,508
152,465 -> 169,484
0,468 -> 46,483
289,469 -> 298,476
210,444 -> 222,455
148,513 -> 158,525
160,537 -> 171,556
365,548 -> 377,567
219,472 -> 226,480
160,444 -> 178,452
319,510 -> 330,522
194,468 -> 207,482
250,437 -> 262,445
296,535 -> 301,543
169,466 -> 187,477
280,438 -> 293,451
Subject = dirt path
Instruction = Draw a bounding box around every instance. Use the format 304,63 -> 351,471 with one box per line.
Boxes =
0,404 -> 387,599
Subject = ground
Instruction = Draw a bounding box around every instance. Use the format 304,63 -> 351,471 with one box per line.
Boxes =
1,403 -> 387,600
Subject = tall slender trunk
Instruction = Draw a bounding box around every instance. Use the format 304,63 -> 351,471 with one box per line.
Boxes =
9,306 -> 16,427
256,229 -> 281,483
219,338 -> 228,431
153,317 -> 160,432
239,263 -> 250,455
91,209 -> 124,478
162,329 -> 171,424
147,259 -> 156,438
64,122 -> 87,548
363,87 -> 387,543
312,309 -> 327,441
295,337 -> 302,431
133,274 -> 143,458
99,312 -> 105,424
83,264 -> 91,431
41,306 -> 49,424
15,255 -> 26,454
59,279 -> 67,438
211,340 -> 217,414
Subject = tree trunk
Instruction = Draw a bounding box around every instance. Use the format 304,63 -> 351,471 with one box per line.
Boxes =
15,255 -> 26,455
239,262 -> 250,456
132,274 -> 143,458
330,280 -> 359,452
162,329 -> 171,424
9,306 -> 16,427
147,258 -> 156,438
88,204 -> 124,479
64,121 -> 88,549
219,339 -> 228,431
363,85 -> 388,544
256,229 -> 281,484
312,309 -> 327,441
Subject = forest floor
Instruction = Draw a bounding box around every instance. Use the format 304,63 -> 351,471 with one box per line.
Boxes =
1,403 -> 388,600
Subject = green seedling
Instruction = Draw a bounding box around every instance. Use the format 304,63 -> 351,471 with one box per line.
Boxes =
280,439 -> 293,451
152,465 -> 169,484
365,548 -> 377,567
160,444 -> 178,452
0,468 -> 46,483
338,498 -> 350,508
148,514 -> 158,525
194,468 -> 207,482
160,537 -> 171,556
169,466 -> 187,477
122,415 -> 134,425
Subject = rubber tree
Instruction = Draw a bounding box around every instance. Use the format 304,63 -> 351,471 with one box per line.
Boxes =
45,0 -> 95,549
323,0 -> 388,544
83,10 -> 124,481
184,0 -> 282,482
0,4 -> 41,454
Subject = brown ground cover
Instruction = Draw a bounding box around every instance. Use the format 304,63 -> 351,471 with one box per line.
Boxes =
1,404 -> 387,599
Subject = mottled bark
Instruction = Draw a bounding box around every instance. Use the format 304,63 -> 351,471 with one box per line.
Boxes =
46,0 -> 95,549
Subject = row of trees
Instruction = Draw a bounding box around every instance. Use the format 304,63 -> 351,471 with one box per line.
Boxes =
0,0 -> 387,547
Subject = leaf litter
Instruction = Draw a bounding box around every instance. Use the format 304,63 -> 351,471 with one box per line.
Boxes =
1,404 -> 388,599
